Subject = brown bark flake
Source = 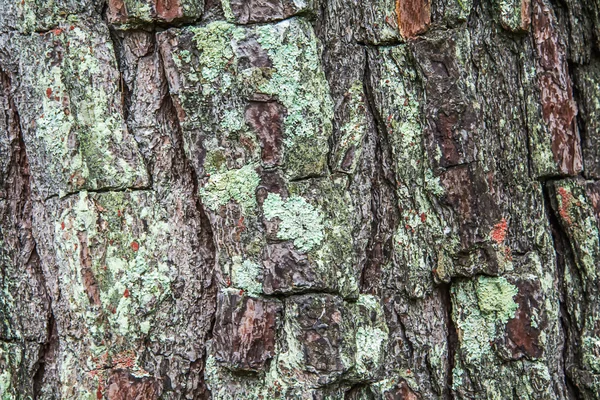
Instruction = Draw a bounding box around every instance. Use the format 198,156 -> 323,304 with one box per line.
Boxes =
532,0 -> 582,175
396,0 -> 431,38
156,0 -> 184,21
245,101 -> 285,167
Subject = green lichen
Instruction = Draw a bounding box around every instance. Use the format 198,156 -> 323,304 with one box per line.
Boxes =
231,258 -> 263,295
354,324 -> 387,376
50,189 -> 184,381
190,21 -> 244,95
221,0 -> 235,21
497,0 -> 527,31
25,26 -> 147,196
475,276 -> 519,323
262,193 -> 325,253
255,18 -> 334,178
199,164 -> 260,212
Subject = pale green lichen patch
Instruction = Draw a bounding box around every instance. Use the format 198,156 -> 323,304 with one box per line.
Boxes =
453,277 -> 518,366
254,19 -> 334,178
448,276 -> 556,398
221,0 -> 235,21
262,193 -> 325,253
44,189 -> 202,383
496,0 -> 528,32
190,21 -> 245,94
353,295 -> 389,378
199,164 -> 260,213
15,24 -> 148,197
161,18 -> 333,180
231,257 -> 263,295
475,276 -> 519,323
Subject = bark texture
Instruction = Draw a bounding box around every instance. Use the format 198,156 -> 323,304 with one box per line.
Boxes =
0,0 -> 599,398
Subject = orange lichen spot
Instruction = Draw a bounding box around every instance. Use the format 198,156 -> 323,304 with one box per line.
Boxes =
61,221 -> 65,230
226,277 -> 231,287
239,289 -> 244,295
491,218 -> 508,243
69,25 -> 75,30
130,241 -> 139,252
117,209 -> 122,217
96,385 -> 103,400
557,187 -> 574,224
420,213 -> 427,223
46,88 -> 53,98
52,28 -> 63,36
123,288 -> 130,298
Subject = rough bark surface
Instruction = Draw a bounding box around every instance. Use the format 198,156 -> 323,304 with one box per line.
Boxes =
0,0 -> 599,398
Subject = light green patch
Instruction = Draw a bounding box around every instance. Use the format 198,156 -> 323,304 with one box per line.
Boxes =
355,327 -> 387,376
21,26 -> 148,197
191,21 -> 244,95
262,193 -> 325,253
475,276 -> 519,323
231,258 -> 263,295
254,19 -> 334,178
49,190 -> 183,381
199,164 -> 260,212
221,0 -> 234,20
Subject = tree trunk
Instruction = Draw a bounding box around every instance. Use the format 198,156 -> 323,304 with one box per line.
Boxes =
1,0 -> 599,398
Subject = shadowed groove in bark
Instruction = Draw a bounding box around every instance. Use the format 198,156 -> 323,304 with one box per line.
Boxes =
32,313 -> 57,400
360,53 -> 400,295
542,180 -> 585,400
156,43 -> 218,399
439,282 -> 457,400
0,65 -> 54,398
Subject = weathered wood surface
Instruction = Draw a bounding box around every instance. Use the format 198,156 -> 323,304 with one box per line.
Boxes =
0,0 -> 599,398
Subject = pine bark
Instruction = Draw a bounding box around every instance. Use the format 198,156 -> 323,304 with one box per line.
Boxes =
0,0 -> 599,398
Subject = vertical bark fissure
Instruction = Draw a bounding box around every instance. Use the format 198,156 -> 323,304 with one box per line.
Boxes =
542,181 -> 585,399
360,51 -> 401,294
155,42 -> 218,398
1,66 -> 55,398
440,282 -> 457,400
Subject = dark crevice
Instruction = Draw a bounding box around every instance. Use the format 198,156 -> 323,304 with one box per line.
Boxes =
516,52 -> 535,181
439,282 -> 457,400
1,66 -> 55,398
288,173 -> 327,183
344,382 -> 375,399
360,50 -> 400,295
541,182 -> 585,400
156,42 -> 217,398
33,312 -> 58,400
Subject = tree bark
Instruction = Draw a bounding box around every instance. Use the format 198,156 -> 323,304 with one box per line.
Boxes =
0,0 -> 599,398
